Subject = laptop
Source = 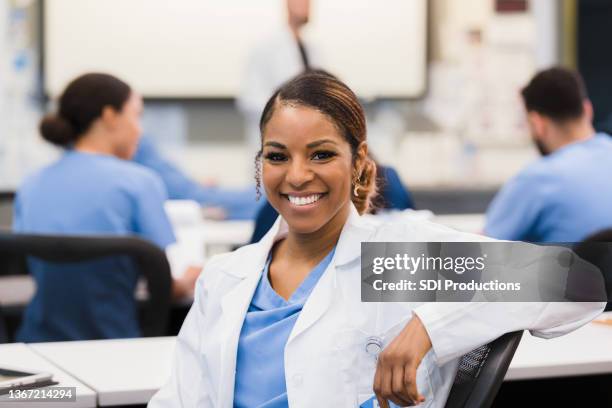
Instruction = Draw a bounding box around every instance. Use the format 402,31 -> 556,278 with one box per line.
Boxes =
0,366 -> 54,395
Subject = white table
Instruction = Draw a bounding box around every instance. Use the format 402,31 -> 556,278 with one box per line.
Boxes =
433,213 -> 486,234
200,219 -> 254,255
20,320 -> 612,407
506,320 -> 612,381
31,337 -> 176,406
0,343 -> 96,408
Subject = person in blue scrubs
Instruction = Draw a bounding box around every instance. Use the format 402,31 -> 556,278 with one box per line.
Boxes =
249,163 -> 414,243
485,67 -> 612,242
133,137 -> 261,220
13,73 -> 199,342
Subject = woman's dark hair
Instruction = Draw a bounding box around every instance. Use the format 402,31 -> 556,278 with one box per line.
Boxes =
521,67 -> 588,123
257,70 -> 377,215
40,73 -> 132,147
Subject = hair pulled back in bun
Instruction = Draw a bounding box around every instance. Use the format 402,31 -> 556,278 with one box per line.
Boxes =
39,114 -> 76,147
39,73 -> 131,148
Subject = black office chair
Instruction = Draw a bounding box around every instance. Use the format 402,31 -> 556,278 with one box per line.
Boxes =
445,331 -> 523,408
0,231 -> 172,338
0,191 -> 14,229
0,305 -> 8,344
575,228 -> 612,310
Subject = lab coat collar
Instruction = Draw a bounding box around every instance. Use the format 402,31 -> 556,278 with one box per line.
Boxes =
217,248 -> 267,406
286,204 -> 377,345
221,203 -> 376,281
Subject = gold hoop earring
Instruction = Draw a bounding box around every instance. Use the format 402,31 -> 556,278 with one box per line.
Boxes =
353,184 -> 359,197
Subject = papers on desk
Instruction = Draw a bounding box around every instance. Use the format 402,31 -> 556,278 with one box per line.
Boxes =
164,200 -> 206,278
164,200 -> 203,228
0,343 -> 96,408
0,366 -> 54,394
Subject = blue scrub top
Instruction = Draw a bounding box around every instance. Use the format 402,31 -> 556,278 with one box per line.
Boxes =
133,137 -> 261,220
485,133 -> 612,242
233,247 -> 336,407
13,151 -> 176,342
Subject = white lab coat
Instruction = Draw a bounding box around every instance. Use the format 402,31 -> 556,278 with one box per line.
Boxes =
149,205 -> 603,408
236,26 -> 322,153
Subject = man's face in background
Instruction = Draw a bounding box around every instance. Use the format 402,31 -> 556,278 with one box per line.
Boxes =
287,0 -> 310,28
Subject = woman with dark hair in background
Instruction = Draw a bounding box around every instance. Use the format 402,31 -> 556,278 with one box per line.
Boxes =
150,71 -> 601,408
13,73 -> 199,342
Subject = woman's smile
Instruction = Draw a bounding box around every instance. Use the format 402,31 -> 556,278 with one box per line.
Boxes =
282,192 -> 328,210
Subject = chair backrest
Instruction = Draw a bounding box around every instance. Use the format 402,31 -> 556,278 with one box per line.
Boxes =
0,191 -> 14,230
444,330 -> 523,408
577,228 -> 612,310
0,305 -> 8,344
584,228 -> 612,242
0,231 -> 172,337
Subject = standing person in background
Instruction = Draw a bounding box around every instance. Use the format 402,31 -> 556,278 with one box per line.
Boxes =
13,73 -> 200,342
133,137 -> 260,220
485,67 -> 612,242
237,0 -> 321,153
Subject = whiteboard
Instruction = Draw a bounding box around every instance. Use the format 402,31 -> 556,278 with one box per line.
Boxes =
43,0 -> 427,99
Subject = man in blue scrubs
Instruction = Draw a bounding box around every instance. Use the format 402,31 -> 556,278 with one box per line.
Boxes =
133,137 -> 261,220
485,67 -> 612,242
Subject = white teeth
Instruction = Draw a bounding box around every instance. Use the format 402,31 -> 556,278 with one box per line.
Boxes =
288,194 -> 322,206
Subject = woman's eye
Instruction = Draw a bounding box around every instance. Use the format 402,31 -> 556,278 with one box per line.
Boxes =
264,152 -> 287,162
312,150 -> 336,161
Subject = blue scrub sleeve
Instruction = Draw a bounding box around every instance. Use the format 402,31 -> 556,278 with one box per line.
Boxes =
12,191 -> 23,231
484,174 -> 543,241
132,171 -> 176,249
380,166 -> 415,210
134,137 -> 198,200
134,137 -> 260,220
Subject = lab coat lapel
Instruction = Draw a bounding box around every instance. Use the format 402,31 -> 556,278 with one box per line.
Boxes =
217,271 -> 261,407
287,205 -> 376,345
216,218 -> 283,407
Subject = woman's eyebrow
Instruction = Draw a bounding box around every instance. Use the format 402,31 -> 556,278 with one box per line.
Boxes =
306,139 -> 338,148
263,141 -> 286,149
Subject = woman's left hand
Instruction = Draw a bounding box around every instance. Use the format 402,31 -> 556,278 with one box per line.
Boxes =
373,315 -> 432,407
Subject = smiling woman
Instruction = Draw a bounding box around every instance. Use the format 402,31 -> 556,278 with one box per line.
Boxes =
258,70 -> 376,220
149,72 -> 604,408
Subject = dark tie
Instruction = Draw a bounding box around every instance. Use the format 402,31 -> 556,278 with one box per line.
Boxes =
296,38 -> 310,71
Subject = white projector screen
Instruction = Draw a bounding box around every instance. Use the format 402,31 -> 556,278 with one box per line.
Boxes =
43,0 -> 427,99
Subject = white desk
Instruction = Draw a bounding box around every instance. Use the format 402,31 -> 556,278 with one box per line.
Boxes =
200,219 -> 253,255
506,321 -> 612,381
21,321 -> 612,406
31,337 -> 176,406
0,343 -> 96,408
433,214 -> 485,234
